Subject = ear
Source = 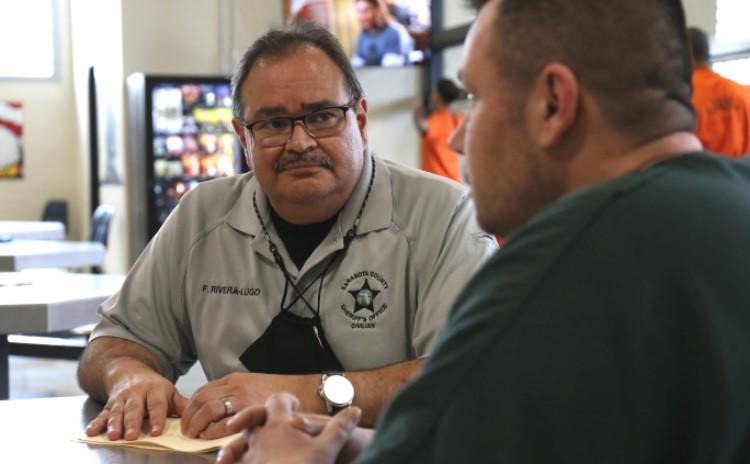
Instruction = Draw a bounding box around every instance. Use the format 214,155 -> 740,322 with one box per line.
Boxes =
528,63 -> 579,149
448,116 -> 466,155
232,118 -> 249,149
356,97 -> 369,149
232,118 -> 253,169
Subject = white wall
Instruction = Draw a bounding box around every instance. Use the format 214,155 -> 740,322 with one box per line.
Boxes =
357,67 -> 422,167
0,0 -> 85,240
443,0 -> 475,29
683,0 -> 716,34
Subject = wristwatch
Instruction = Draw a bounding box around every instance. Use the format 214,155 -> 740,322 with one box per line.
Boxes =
318,372 -> 355,415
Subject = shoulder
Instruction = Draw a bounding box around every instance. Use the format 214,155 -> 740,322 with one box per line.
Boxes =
381,157 -> 469,212
376,157 -> 489,249
616,153 -> 750,211
177,173 -> 252,213
383,24 -> 402,39
163,172 -> 254,238
523,153 -> 750,269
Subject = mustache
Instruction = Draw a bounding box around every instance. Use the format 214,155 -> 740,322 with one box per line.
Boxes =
273,153 -> 333,172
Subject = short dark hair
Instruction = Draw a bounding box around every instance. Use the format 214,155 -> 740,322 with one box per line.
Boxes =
468,0 -> 695,137
436,78 -> 462,104
687,27 -> 710,64
231,21 -> 364,120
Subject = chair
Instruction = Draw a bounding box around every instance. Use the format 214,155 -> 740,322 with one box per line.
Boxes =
90,204 -> 114,246
89,204 -> 114,273
8,205 -> 116,359
41,200 -> 69,235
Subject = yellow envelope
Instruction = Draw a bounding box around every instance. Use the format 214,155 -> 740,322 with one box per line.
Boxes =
75,418 -> 242,453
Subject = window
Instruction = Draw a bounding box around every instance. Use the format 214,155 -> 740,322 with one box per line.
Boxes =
0,0 -> 58,79
713,59 -> 750,86
712,0 -> 750,85
715,0 -> 750,44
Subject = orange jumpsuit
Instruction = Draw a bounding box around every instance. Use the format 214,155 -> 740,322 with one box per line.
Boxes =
692,67 -> 750,158
421,109 -> 463,182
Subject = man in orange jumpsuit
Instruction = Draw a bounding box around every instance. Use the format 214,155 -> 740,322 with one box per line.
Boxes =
688,26 -> 750,158
415,78 -> 464,182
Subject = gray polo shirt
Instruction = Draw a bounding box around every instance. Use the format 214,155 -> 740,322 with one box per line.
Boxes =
91,154 -> 497,381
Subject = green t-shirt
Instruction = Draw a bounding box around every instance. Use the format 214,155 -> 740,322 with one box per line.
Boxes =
357,152 -> 750,463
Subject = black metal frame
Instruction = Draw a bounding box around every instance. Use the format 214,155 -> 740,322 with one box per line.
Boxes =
426,0 -> 473,94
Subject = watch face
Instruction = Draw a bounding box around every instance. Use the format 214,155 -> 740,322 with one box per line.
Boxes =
323,375 -> 354,406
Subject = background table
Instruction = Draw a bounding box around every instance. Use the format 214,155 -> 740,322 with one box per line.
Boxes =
0,239 -> 105,270
0,270 -> 125,399
0,395 -> 216,463
0,220 -> 65,240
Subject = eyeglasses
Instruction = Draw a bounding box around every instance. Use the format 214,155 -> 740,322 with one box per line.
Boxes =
244,101 -> 355,148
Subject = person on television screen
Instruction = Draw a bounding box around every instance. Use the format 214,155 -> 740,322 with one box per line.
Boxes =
414,78 -> 465,182
352,0 -> 412,67
77,21 -> 496,442
687,26 -> 750,158
213,0 -> 750,463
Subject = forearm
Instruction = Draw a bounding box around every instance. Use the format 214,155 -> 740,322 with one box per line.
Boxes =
347,358 -> 421,426
293,359 -> 423,427
77,336 -> 164,402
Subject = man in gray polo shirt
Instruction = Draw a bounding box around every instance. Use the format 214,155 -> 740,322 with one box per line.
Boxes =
77,22 -> 496,441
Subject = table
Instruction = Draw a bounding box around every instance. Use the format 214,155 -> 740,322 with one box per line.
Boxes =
0,270 -> 125,399
0,395 -> 216,463
0,239 -> 105,271
0,220 -> 65,240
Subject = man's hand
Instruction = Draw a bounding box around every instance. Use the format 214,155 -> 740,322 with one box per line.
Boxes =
182,360 -> 421,439
85,365 -> 188,441
181,372 -> 318,439
216,393 -> 361,464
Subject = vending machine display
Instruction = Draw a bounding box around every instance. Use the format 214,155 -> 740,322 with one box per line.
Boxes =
127,74 -> 247,246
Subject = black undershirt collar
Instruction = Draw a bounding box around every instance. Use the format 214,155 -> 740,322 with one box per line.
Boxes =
269,206 -> 338,270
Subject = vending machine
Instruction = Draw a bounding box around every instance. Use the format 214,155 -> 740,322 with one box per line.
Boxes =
126,73 -> 247,256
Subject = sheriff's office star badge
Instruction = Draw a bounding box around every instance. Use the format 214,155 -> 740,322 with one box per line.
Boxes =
348,279 -> 379,313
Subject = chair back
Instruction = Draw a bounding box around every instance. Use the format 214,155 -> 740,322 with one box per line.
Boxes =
41,200 -> 69,233
90,204 -> 114,247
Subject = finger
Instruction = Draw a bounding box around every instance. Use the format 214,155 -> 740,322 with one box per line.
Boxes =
225,406 -> 267,434
180,394 -> 201,435
85,408 -> 111,436
181,383 -> 214,434
145,389 -> 169,436
185,398 -> 227,438
216,432 -> 250,464
264,392 -> 299,421
106,401 -> 125,441
122,396 -> 146,441
180,385 -> 225,434
290,415 -> 325,435
316,407 -> 361,448
199,417 -> 232,440
172,391 -> 189,417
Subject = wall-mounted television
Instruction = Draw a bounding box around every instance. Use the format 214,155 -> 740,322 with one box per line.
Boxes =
285,0 -> 431,68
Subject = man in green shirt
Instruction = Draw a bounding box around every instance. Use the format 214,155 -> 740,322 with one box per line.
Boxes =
216,0 -> 750,462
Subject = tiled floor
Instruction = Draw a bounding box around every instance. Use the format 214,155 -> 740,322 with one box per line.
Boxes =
9,356 -> 208,399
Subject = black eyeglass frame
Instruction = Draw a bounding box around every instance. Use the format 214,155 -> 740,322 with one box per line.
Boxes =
242,100 -> 357,147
